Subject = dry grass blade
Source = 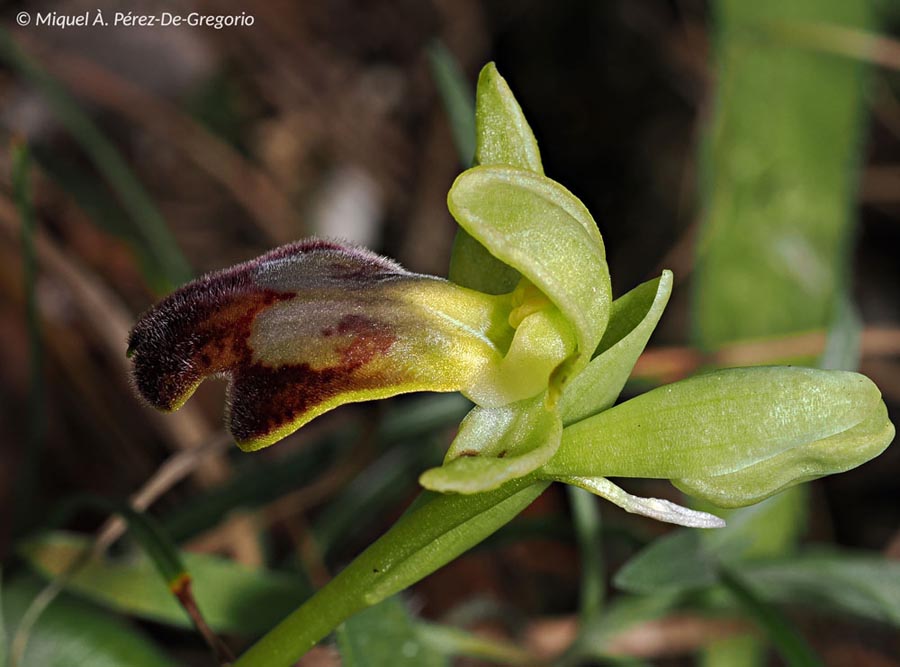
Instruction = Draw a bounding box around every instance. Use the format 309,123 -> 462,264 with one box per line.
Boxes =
632,327 -> 900,382
0,190 -> 264,564
12,32 -> 302,244
766,21 -> 900,72
524,613 -> 751,661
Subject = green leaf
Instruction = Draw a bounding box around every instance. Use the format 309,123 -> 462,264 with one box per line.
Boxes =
2,577 -> 172,667
690,2 -> 876,660
613,529 -> 718,594
616,539 -> 900,641
449,62 -> 538,294
448,165 -> 611,361
718,566 -> 822,667
693,0 -> 872,349
544,367 -> 893,507
700,488 -> 809,561
337,596 -> 447,667
743,549 -> 900,626
20,531 -> 307,636
560,271 -> 673,425
615,492 -> 807,596
419,393 -> 562,493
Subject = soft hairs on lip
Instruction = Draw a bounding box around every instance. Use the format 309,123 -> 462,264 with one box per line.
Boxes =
127,240 -> 412,444
126,238 -> 509,450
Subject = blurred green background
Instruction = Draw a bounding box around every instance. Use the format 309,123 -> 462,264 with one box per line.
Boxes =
0,1 -> 898,665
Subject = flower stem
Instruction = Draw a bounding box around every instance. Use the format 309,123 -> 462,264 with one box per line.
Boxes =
234,478 -> 549,667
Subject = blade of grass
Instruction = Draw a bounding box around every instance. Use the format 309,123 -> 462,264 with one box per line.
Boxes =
567,486 -> 604,631
718,566 -> 822,667
762,20 -> 900,71
10,141 -> 46,541
0,29 -> 191,291
36,47 -> 300,242
427,41 -> 475,167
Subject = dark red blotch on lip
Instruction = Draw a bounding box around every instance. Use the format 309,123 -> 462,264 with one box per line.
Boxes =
227,313 -> 396,443
127,239 -> 401,444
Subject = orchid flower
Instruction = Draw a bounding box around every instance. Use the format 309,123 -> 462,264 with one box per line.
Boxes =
129,63 -> 894,532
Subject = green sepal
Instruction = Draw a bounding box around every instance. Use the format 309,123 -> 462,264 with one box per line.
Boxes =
448,165 -> 611,362
674,400 -> 894,507
560,270 -> 673,425
419,392 -> 562,494
449,62 -> 541,293
543,367 -> 893,508
473,63 -> 543,172
449,230 -> 521,295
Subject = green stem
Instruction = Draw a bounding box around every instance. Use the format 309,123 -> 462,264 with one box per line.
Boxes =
567,486 -> 604,627
234,478 -> 550,667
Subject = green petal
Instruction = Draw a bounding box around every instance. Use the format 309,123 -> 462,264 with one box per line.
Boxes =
467,305 -> 576,407
449,62 -> 541,294
419,393 -> 562,494
560,271 -> 673,425
555,475 -> 725,528
448,165 -> 611,361
674,400 -> 895,507
128,240 -> 512,451
543,368 -> 893,506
